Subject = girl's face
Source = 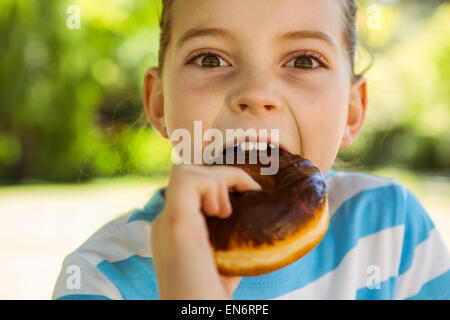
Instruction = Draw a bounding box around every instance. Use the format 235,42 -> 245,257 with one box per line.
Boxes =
144,0 -> 367,174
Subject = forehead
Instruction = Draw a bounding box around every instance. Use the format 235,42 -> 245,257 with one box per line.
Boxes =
170,0 -> 345,50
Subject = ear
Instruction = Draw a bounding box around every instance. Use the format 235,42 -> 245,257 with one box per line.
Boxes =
340,76 -> 368,148
143,67 -> 168,139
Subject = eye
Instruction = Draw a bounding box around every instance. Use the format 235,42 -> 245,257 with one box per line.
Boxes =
285,53 -> 326,70
186,51 -> 229,69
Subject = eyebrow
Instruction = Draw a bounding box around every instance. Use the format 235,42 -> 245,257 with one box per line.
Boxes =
279,30 -> 337,51
176,27 -> 234,50
176,27 -> 337,51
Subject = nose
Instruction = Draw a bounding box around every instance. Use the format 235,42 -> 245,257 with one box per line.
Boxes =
228,72 -> 282,116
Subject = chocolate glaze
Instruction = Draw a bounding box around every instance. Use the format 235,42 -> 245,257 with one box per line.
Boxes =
204,148 -> 327,250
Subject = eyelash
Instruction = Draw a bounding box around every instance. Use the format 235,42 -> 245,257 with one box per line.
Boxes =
185,49 -> 328,70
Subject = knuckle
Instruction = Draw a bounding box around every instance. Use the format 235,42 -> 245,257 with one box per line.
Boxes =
168,214 -> 205,242
167,210 -> 183,230
167,217 -> 185,241
219,179 -> 228,193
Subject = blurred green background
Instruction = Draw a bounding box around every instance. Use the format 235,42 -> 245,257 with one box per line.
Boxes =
0,0 -> 449,184
0,0 -> 449,299
0,0 -> 172,184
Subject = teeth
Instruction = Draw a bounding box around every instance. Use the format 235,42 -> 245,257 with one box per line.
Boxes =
239,142 -> 252,151
238,142 -> 269,151
257,142 -> 268,151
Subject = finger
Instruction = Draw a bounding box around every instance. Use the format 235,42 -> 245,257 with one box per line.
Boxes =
217,179 -> 232,218
201,182 -> 220,216
209,166 -> 262,193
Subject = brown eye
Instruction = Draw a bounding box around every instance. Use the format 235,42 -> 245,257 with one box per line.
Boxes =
200,54 -> 220,68
189,53 -> 228,68
286,55 -> 321,70
295,56 -> 314,69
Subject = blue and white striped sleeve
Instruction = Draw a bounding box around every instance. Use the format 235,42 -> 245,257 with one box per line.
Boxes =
393,188 -> 450,300
52,205 -> 162,300
52,251 -> 123,300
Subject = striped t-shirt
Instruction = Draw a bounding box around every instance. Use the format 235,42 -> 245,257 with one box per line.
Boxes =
52,170 -> 450,300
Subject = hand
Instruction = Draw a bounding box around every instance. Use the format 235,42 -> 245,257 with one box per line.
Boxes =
150,164 -> 262,300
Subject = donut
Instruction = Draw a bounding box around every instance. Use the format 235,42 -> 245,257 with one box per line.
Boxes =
204,145 -> 329,276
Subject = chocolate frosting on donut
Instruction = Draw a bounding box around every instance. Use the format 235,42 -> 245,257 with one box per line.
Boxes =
204,148 -> 327,250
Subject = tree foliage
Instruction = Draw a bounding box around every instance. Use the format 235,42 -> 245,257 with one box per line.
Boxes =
0,0 -> 448,184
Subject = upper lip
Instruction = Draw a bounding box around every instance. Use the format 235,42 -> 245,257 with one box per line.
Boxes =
221,133 -> 287,154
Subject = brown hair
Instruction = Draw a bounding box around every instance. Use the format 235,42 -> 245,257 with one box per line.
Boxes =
157,0 -> 360,80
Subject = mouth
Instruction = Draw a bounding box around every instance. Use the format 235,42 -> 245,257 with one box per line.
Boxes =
222,136 -> 289,157
218,137 -> 286,185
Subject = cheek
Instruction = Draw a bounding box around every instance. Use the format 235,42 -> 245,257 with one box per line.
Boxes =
291,74 -> 348,131
289,75 -> 349,171
165,72 -> 222,130
165,72 -> 227,163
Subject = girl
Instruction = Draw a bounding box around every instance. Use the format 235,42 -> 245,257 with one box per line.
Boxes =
53,0 -> 449,300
